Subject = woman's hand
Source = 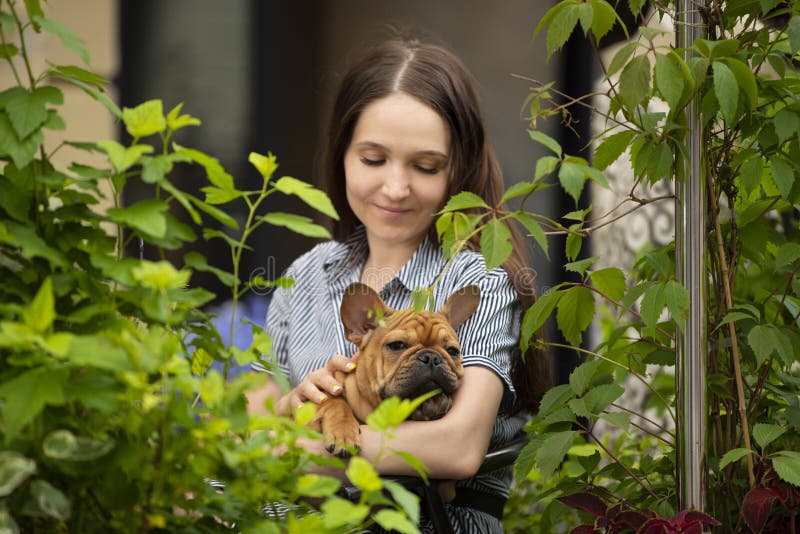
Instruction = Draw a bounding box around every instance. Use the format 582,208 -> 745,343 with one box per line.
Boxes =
278,353 -> 358,414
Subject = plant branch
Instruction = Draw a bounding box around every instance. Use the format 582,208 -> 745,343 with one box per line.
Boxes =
580,421 -> 661,500
706,171 -> 755,488
609,402 -> 676,439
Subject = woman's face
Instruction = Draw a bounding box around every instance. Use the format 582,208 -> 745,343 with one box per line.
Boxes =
344,92 -> 450,251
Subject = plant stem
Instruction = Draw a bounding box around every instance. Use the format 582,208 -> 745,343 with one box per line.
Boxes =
706,172 -> 755,488
580,422 -> 661,500
609,402 -> 675,439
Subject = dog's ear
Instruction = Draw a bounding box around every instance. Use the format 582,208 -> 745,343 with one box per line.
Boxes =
341,283 -> 391,345
439,285 -> 480,330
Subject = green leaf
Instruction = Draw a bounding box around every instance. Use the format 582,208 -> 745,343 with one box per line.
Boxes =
500,181 -> 540,204
565,256 -> 598,276
739,156 -> 763,195
589,0 -> 618,43
599,411 -> 630,430
0,113 -> 43,168
184,251 -> 235,286
373,509 -> 421,534
558,161 -> 586,204
392,451 -> 430,483
107,200 -> 168,238
768,157 -> 795,200
321,498 -> 369,529
713,61 -> 739,123
165,102 -> 201,131
774,109 -> 800,144
261,212 -> 331,239
0,451 -> 36,497
0,43 -> 18,59
26,277 -> 55,333
655,53 -> 684,111
718,448 -> 754,470
97,140 -> 153,173
189,196 -> 239,229
33,15 -> 89,64
775,242 -> 800,268
536,430 -> 579,480
480,218 -> 513,271
366,391 -> 439,430
607,40 -> 638,77
747,324 -> 794,366
593,130 -> 635,171
42,429 -> 115,461
48,70 -> 121,117
545,4 -> 580,58
382,479 -> 421,525
346,456 -> 382,493
535,155 -> 561,180
48,63 -> 108,88
556,285 -> 595,346
640,282 -> 667,335
122,100 -> 167,138
30,480 -> 71,520
789,16 -> 800,54
723,58 -> 757,111
772,451 -> 800,487
273,176 -> 339,220
295,474 -> 340,498
6,86 -> 63,138
584,383 -> 624,413
753,423 -> 786,450
0,222 -> 68,268
565,226 -> 583,261
0,368 -> 66,440
590,267 -> 626,301
528,130 -> 562,156
664,280 -> 690,333
441,191 -> 489,213
520,286 -> 562,351
174,144 -> 235,190
512,212 -> 549,259
619,55 -> 651,110
569,359 -> 602,396
249,151 -> 279,179
140,154 -> 173,184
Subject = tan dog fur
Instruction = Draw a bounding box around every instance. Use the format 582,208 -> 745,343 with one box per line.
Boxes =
314,282 -> 480,457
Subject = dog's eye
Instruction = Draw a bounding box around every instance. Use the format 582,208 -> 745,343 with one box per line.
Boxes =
387,341 -> 408,352
446,347 -> 460,358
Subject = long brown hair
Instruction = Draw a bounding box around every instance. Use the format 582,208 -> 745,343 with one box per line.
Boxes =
322,38 -> 551,413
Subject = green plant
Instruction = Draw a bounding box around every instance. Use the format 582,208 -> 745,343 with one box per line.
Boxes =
437,1 -> 800,532
0,2 -> 425,532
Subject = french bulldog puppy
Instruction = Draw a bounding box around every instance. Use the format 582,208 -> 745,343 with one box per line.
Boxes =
314,282 -> 480,457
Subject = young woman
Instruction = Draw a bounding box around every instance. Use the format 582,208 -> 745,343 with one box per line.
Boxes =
248,38 -> 550,533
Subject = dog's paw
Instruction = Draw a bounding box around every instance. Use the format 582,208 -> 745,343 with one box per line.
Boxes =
323,424 -> 361,458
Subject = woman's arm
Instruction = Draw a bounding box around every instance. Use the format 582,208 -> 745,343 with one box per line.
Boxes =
360,366 -> 503,480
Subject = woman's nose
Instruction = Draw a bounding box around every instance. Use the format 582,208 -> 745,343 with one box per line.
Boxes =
382,165 -> 410,199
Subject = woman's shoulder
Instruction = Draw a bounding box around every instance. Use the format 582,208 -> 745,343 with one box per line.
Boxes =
283,240 -> 346,275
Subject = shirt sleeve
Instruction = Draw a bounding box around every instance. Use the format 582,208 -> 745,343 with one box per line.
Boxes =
252,266 -> 295,377
449,264 -> 520,412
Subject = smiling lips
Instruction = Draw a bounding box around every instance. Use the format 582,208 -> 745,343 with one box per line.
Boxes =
375,204 -> 411,216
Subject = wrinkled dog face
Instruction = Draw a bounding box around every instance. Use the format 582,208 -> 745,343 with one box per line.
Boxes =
341,283 -> 479,421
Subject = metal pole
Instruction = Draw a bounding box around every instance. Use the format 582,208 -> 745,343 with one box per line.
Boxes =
675,1 -> 707,512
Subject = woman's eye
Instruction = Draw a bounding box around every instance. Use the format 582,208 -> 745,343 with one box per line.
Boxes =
387,341 -> 408,352
360,157 -> 384,167
414,165 -> 439,175
446,347 -> 460,358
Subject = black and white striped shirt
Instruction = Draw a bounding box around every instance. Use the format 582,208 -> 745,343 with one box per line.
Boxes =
260,226 -> 525,533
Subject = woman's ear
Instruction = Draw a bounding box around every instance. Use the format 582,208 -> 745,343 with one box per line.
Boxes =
438,285 -> 480,330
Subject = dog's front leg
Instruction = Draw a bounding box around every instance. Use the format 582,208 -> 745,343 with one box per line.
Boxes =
316,398 -> 361,458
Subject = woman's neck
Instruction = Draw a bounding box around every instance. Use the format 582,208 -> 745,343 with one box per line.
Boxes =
359,238 -> 419,293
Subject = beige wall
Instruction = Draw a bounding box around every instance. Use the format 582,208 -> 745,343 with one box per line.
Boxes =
0,1 -> 119,208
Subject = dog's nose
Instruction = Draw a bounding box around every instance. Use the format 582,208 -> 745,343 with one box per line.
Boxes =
417,352 -> 441,367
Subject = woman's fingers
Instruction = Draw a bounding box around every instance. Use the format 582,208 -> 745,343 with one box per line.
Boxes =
327,353 -> 357,374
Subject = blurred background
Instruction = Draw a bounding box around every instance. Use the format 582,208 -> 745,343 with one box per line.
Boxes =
10,0 -> 641,383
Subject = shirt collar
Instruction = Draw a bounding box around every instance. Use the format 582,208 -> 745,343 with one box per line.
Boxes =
322,226 -> 445,293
